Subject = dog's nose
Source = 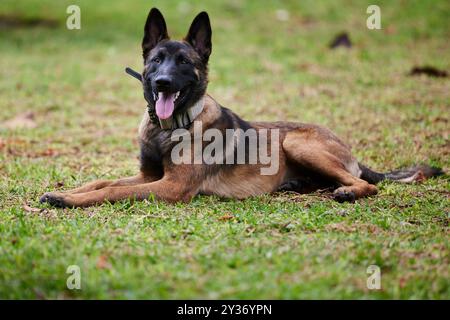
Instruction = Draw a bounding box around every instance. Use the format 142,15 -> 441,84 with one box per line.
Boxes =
155,76 -> 172,88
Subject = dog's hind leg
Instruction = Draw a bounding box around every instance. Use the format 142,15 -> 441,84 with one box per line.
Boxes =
282,129 -> 378,202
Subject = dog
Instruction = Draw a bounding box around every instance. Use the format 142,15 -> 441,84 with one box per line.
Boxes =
40,8 -> 443,208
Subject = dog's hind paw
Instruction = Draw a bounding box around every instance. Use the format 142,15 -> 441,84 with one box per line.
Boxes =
277,179 -> 304,193
40,192 -> 70,208
333,189 -> 356,203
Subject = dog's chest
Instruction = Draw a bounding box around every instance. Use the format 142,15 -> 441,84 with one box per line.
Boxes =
139,112 -> 173,146
137,112 -> 175,168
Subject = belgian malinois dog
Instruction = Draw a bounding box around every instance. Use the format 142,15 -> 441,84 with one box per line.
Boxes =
40,8 -> 442,208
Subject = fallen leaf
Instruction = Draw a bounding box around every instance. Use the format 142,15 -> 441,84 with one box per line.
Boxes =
23,203 -> 41,213
112,228 -> 123,235
37,148 -> 58,157
54,181 -> 65,188
96,255 -> 111,269
218,214 -> 234,221
2,111 -> 37,129
245,226 -> 256,235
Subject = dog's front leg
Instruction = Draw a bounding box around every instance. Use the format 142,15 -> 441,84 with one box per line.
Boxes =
54,175 -> 140,195
59,172 -> 162,195
40,176 -> 198,208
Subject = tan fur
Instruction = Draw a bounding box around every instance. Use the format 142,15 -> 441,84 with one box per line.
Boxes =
41,95 -> 378,207
282,129 -> 377,199
200,163 -> 286,199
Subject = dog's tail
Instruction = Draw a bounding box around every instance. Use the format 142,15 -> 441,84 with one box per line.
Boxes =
358,163 -> 444,184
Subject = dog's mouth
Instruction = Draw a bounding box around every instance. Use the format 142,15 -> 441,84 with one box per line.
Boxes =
152,89 -> 187,119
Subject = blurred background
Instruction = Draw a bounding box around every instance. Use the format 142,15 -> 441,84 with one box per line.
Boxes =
0,1 -> 448,167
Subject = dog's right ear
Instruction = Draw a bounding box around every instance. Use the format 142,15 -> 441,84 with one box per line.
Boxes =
142,8 -> 169,61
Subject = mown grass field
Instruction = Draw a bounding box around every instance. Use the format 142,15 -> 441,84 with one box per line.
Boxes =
0,0 -> 449,299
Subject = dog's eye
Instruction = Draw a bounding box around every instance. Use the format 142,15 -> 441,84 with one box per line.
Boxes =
152,57 -> 161,64
180,58 -> 190,65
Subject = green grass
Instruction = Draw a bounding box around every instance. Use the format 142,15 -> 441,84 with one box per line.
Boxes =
0,0 -> 449,299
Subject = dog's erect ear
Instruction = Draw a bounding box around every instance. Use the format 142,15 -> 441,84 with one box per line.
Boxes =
185,12 -> 212,62
142,8 -> 169,60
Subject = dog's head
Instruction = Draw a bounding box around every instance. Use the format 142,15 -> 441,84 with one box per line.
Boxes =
141,8 -> 211,120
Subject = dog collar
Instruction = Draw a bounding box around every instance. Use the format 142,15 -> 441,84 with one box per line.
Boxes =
147,97 -> 204,130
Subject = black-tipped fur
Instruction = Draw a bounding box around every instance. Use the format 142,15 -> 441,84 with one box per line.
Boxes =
359,163 -> 444,184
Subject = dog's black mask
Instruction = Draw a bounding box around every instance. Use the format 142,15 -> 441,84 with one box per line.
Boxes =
141,8 -> 212,120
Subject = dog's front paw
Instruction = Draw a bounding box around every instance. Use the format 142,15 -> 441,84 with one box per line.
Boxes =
333,188 -> 356,203
40,192 -> 72,208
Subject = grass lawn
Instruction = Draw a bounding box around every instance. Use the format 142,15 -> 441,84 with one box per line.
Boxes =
0,0 -> 449,299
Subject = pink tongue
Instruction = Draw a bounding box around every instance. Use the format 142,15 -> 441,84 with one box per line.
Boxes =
155,92 -> 175,119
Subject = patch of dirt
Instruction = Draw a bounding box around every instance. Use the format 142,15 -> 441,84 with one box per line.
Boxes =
272,192 -> 333,208
2,111 -> 37,129
6,146 -> 61,158
0,14 -> 58,29
325,222 -> 383,234
432,215 -> 449,228
0,137 -> 82,159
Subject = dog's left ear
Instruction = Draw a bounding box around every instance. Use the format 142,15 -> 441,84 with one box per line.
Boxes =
185,12 -> 212,62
